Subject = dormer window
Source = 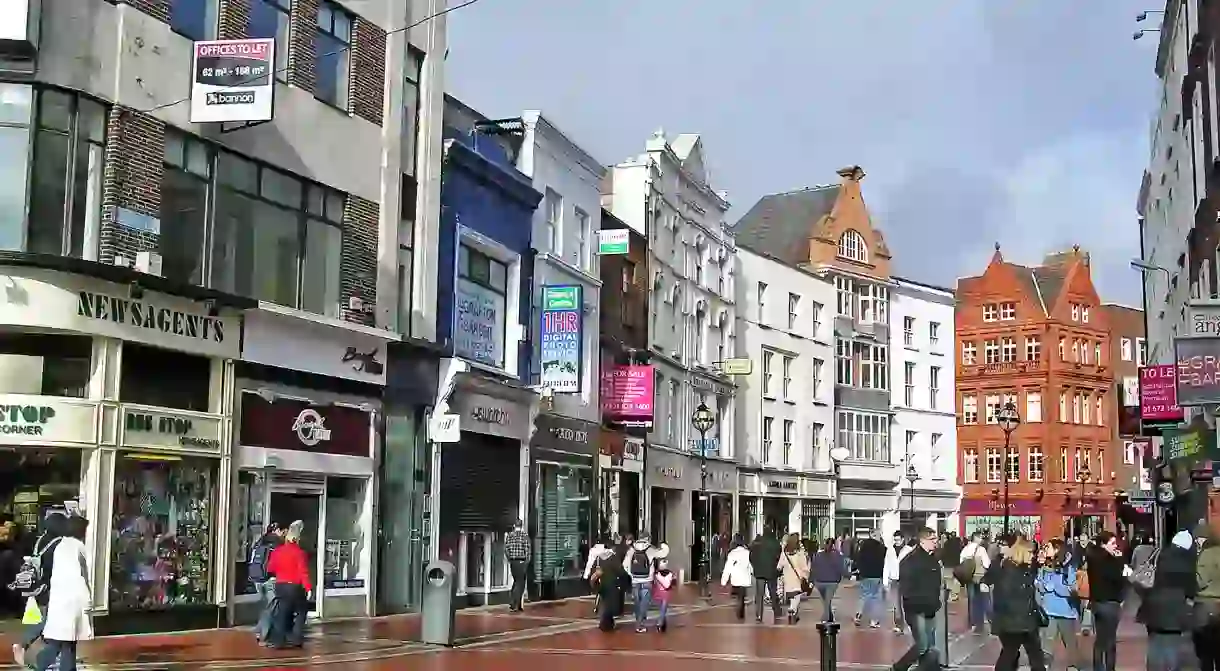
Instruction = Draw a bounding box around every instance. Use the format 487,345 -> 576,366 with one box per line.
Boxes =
999,302 -> 1016,320
837,230 -> 869,263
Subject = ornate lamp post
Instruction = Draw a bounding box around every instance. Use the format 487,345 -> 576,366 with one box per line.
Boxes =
690,402 -> 717,599
829,445 -> 850,540
1077,466 -> 1092,538
905,463 -> 919,534
997,402 -> 1021,535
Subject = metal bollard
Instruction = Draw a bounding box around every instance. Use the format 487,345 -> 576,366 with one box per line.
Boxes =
940,585 -> 954,668
816,620 -> 840,671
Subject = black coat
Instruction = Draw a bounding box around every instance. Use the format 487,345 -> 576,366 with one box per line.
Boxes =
1085,545 -> 1127,604
1138,545 -> 1197,633
898,546 -> 942,616
940,536 -> 963,568
984,561 -> 1040,634
750,534 -> 782,580
854,538 -> 886,580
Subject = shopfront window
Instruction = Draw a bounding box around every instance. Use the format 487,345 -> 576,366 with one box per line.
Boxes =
119,343 -> 211,412
233,470 -> 268,596
460,531 -> 509,592
534,464 -> 592,581
0,333 -> 91,397
834,511 -> 883,539
323,477 -> 367,589
110,454 -> 216,611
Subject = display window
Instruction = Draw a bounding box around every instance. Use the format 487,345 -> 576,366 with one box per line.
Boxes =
109,454 -> 216,611
233,470 -> 268,596
533,464 -> 592,581
457,531 -> 509,593
323,477 -> 367,589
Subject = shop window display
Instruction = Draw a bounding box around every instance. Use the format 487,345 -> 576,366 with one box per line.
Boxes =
534,464 -> 592,581
110,455 -> 215,611
323,477 -> 367,589
233,471 -> 268,596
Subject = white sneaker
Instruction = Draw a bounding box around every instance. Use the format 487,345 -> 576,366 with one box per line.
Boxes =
12,644 -> 24,667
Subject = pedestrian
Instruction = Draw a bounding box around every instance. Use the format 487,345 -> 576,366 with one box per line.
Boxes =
957,531 -> 991,633
891,528 -> 942,671
749,528 -> 783,623
1138,530 -> 1196,671
247,521 -> 284,644
720,534 -> 753,620
505,519 -> 530,612
940,532 -> 963,601
1069,532 -> 1094,635
590,547 -> 624,631
810,537 -> 848,623
886,533 -> 915,634
624,535 -> 655,633
777,533 -> 809,625
853,529 -> 887,628
1035,539 -> 1084,671
265,520 -> 312,649
985,538 -> 1046,671
652,557 -> 675,632
1194,520 -> 1220,670
10,511 -> 66,667
1084,530 -> 1128,671
33,513 -> 91,671
584,534 -> 612,615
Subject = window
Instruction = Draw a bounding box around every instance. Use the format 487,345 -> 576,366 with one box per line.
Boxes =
984,339 -> 999,364
27,89 -> 107,259
397,176 -> 416,335
1124,441 -> 1137,465
837,229 -> 868,262
929,322 -> 940,348
857,284 -> 888,324
534,465 -> 592,581
929,367 -> 940,409
985,395 -> 1000,424
904,362 -> 916,406
835,276 -> 854,317
1028,447 -> 1044,482
905,430 -> 917,459
762,350 -> 774,396
904,316 -> 915,346
249,0 -> 291,82
0,333 -> 91,397
1059,338 -> 1066,360
859,343 -> 888,390
788,293 -> 799,329
1098,450 -> 1104,479
762,417 -> 773,464
324,477 -> 369,588
162,130 -> 212,285
1094,342 -> 1102,364
782,420 -> 794,466
1082,393 -> 1091,424
757,282 -> 767,323
0,84 -> 31,252
1060,448 -> 1069,481
1071,304 -> 1080,321
454,244 -> 510,368
999,302 -> 1016,320
1096,396 -> 1104,426
812,422 -> 824,453
811,302 -> 823,339
964,449 -> 979,482
835,340 -> 853,385
1026,392 -> 1042,423
1071,339 -> 1080,362
1082,307 -> 1090,323
1006,450 -> 1020,482
401,47 -> 424,174
314,1 -> 352,107
782,355 -> 793,399
1072,394 -> 1081,423
1001,337 -> 1017,362
1025,336 -> 1041,361
1121,337 -> 1133,361
962,395 -> 978,425
983,303 -> 998,322
544,188 -> 561,254
1137,338 -> 1147,366
962,342 -> 977,365
1059,392 -> 1067,421
573,207 -> 589,269
812,358 -> 824,398
121,344 -> 211,412
210,152 -> 345,316
986,448 -> 1002,483
930,433 -> 942,477
837,411 -> 890,462
170,0 -> 217,40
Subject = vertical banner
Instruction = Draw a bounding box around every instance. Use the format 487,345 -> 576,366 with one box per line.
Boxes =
601,365 -> 655,425
539,286 -> 582,393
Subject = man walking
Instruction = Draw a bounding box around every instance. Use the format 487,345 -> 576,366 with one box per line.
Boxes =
853,530 -> 887,628
248,522 -> 284,644
940,532 -> 963,601
958,531 -> 990,633
892,528 -> 942,671
885,532 -> 914,634
505,519 -> 531,612
749,528 -> 783,622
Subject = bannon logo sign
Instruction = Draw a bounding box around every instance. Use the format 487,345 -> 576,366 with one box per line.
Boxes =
77,291 -> 226,343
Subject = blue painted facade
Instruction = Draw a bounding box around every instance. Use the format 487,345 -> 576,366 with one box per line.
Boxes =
436,124 -> 541,380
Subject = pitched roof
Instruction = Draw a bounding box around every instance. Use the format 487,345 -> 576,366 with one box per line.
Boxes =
731,185 -> 840,265
957,262 -> 1065,316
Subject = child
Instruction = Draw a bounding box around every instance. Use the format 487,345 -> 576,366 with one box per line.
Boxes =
652,558 -> 675,632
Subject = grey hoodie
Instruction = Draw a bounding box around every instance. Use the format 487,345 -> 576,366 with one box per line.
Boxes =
624,539 -> 655,585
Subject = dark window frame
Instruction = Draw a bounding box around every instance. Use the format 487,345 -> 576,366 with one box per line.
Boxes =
314,0 -> 353,108
168,0 -> 217,41
249,0 -> 291,82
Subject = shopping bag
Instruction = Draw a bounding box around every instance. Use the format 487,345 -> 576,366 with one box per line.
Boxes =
21,597 -> 41,625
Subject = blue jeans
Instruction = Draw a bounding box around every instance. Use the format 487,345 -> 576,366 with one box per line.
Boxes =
967,582 -> 989,629
894,610 -> 939,671
33,639 -> 76,671
814,582 -> 839,622
858,577 -> 883,623
1146,632 -> 1186,671
254,578 -> 278,640
656,599 -> 670,627
632,583 -> 652,626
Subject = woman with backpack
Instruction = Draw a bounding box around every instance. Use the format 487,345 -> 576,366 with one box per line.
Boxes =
1036,539 -> 1082,671
623,536 -> 655,633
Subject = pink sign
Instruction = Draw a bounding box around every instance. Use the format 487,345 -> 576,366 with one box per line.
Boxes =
1140,364 -> 1184,423
601,365 -> 654,423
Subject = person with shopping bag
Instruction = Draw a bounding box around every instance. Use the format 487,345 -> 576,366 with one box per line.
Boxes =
33,513 -> 92,671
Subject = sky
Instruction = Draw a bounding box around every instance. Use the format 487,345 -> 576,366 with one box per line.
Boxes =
444,1 -> 1161,306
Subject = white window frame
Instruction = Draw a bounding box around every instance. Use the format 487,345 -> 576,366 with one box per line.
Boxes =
812,358 -> 823,398
782,419 -> 794,467
757,282 -> 767,323
762,416 -> 773,464
1026,392 -> 1042,423
812,302 -> 823,339
962,342 -> 977,365
1001,337 -> 1017,362
1006,450 -> 1020,483
544,188 -> 562,255
1082,307 -> 1090,323
929,322 -> 940,348
999,302 -> 1016,321
929,367 -> 940,409
1028,446 -> 1044,482
782,355 -> 793,399
835,276 -> 855,318
836,410 -> 890,463
904,362 -> 915,406
983,304 -> 998,322
787,293 -> 799,330
1137,338 -> 1147,366
964,448 -> 979,483
986,448 -> 1002,483
1071,304 -> 1080,321
1121,337 -> 1132,361
762,350 -> 774,397
963,395 -> 978,425
984,339 -> 1000,364
837,229 -> 869,262
1025,335 -> 1041,361
985,395 -> 1000,424
835,339 -> 853,386
904,316 -> 915,346
457,226 -> 522,377
572,206 -> 589,270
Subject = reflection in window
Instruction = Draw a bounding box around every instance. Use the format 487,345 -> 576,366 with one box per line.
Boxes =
314,1 -> 352,107
162,131 -> 211,285
232,470 -> 268,596
534,464 -> 592,581
119,343 -> 211,412
248,0 -> 290,81
324,477 -> 367,589
397,175 -> 416,334
0,334 -> 91,398
0,84 -> 32,251
27,89 -> 106,258
454,243 -> 509,368
169,0 -> 217,41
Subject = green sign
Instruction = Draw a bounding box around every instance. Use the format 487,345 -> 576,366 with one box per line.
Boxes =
0,405 -> 55,436
598,229 -> 629,255
1164,426 -> 1215,462
542,286 -> 580,311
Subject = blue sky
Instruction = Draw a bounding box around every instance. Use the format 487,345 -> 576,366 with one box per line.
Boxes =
445,1 -> 1160,305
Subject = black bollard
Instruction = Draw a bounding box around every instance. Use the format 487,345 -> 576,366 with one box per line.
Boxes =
816,620 -> 840,671
940,585 -> 953,669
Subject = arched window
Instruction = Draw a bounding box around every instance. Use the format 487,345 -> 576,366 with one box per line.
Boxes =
837,230 -> 869,263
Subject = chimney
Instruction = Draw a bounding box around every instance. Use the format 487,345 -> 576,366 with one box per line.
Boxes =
836,165 -> 866,182
1042,245 -> 1089,268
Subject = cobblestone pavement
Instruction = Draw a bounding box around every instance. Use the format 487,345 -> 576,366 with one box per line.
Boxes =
0,584 -> 1168,670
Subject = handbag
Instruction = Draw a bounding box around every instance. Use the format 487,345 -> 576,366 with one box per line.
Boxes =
1129,548 -> 1160,590
785,553 -> 811,595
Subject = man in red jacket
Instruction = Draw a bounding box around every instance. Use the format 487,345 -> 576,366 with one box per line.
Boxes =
266,520 -> 313,649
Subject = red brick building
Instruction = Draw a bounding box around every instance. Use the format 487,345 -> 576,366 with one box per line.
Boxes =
956,246 -> 1116,539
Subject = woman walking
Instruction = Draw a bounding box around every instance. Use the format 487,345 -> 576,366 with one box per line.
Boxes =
1138,530 -> 1196,671
265,520 -> 313,649
720,534 -> 753,620
33,513 -> 91,671
983,538 -> 1046,671
1085,531 -> 1128,671
810,538 -> 848,623
777,533 -> 809,625
1036,539 -> 1083,671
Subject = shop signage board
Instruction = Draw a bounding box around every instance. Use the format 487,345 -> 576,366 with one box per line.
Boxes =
122,408 -> 223,451
239,392 -> 372,458
189,38 -> 276,123
242,309 -> 392,386
601,364 -> 654,426
1139,364 -> 1183,423
597,229 -> 629,255
1163,426 -> 1215,463
718,358 -> 753,375
1175,337 -> 1220,406
538,285 -> 582,393
454,278 -> 505,369
0,396 -> 97,446
449,391 -> 529,442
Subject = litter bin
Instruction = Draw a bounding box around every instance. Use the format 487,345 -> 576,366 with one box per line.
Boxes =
421,560 -> 458,646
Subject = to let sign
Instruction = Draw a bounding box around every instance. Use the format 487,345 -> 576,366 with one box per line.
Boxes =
1141,364 -> 1184,421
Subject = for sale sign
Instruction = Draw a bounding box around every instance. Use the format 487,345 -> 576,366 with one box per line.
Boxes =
189,39 -> 276,124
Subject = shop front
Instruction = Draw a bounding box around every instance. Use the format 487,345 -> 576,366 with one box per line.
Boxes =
800,476 -> 834,541
598,430 -> 643,540
438,377 -> 533,607
738,472 -> 803,538
835,490 -> 900,539
897,491 -> 961,535
960,498 -> 1044,539
646,448 -> 734,581
529,413 -> 598,600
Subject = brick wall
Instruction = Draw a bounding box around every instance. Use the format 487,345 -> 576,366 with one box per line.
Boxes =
349,18 -> 386,126
287,0 -> 319,93
340,195 -> 379,325
117,0 -> 169,22
217,0 -> 251,40
99,107 -> 166,265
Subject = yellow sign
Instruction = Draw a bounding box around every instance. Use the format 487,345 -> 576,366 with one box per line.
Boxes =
718,358 -> 753,375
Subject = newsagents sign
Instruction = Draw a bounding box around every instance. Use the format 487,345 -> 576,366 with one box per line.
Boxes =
0,396 -> 99,446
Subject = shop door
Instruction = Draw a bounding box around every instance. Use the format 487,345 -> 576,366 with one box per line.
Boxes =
269,487 -> 322,617
377,414 -> 427,614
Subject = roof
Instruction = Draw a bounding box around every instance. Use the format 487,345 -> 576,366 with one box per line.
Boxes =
957,261 -> 1065,316
730,185 -> 840,265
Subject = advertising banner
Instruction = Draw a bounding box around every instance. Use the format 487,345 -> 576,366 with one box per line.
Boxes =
538,286 -> 582,393
454,278 -> 505,368
189,38 -> 275,123
1176,337 -> 1220,406
1140,364 -> 1184,422
601,364 -> 654,425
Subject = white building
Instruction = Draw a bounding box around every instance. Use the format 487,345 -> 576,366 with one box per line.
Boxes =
734,247 -> 837,539
603,130 -> 737,579
891,277 -> 960,534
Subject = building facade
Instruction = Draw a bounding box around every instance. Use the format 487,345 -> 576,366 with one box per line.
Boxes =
602,130 -> 737,580
891,277 -> 960,532
956,247 -> 1116,540
733,247 -> 835,540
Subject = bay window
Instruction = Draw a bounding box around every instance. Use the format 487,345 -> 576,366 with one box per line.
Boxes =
858,343 -> 888,390
837,410 -> 890,462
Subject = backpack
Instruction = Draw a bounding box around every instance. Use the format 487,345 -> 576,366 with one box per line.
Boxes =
1075,561 -> 1091,600
9,537 -> 60,598
629,549 -> 651,577
953,557 -> 977,585
247,538 -> 273,583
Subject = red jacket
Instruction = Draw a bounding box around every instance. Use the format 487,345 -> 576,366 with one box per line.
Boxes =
267,542 -> 312,591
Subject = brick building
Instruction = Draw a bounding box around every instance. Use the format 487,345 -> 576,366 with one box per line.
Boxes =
956,246 -> 1116,540
1102,304 -> 1148,493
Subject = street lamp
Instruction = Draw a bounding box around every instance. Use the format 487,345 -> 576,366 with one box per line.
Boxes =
905,464 -> 919,534
690,402 -> 716,599
1077,466 -> 1092,538
997,402 -> 1021,535
830,445 -> 850,542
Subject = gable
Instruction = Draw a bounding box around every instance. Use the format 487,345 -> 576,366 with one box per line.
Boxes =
670,134 -> 707,185
806,166 -> 892,280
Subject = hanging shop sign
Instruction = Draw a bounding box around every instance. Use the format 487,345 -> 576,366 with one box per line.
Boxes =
0,396 -> 97,446
189,38 -> 276,124
241,309 -> 393,386
601,364 -> 654,426
1176,335 -> 1220,406
532,413 -> 596,458
597,229 -> 629,255
538,286 -> 583,394
1140,364 -> 1184,423
449,390 -> 529,442
239,392 -> 372,458
121,408 -> 223,452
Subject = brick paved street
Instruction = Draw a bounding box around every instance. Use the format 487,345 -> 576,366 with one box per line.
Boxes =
0,584 -> 1167,670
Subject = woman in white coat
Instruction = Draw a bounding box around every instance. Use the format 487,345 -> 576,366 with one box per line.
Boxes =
720,534 -> 753,620
33,514 -> 91,671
